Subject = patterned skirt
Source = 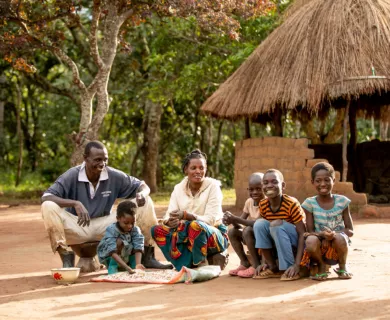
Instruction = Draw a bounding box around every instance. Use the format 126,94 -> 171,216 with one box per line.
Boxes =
152,220 -> 228,270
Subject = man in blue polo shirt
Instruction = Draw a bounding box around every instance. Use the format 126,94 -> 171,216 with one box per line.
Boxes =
41,140 -> 171,270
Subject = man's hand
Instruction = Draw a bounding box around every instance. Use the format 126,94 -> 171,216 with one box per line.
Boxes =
136,193 -> 146,207
74,201 -> 90,227
284,264 -> 300,278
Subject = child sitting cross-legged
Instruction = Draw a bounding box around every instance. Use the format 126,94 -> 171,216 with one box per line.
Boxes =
98,200 -> 145,274
253,169 -> 306,281
224,172 -> 265,278
301,162 -> 354,280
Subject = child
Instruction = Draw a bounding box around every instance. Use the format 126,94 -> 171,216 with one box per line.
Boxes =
224,172 -> 265,278
301,162 -> 354,280
98,200 -> 145,274
253,169 -> 306,281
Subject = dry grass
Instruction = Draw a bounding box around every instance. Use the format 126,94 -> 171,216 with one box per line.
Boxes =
201,0 -> 390,120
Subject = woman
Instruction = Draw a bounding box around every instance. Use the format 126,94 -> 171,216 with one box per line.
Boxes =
151,150 -> 229,270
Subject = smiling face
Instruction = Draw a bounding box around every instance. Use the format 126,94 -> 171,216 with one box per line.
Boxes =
84,147 -> 108,177
185,158 -> 207,184
248,181 -> 264,202
262,172 -> 285,199
117,213 -> 135,233
312,169 -> 335,196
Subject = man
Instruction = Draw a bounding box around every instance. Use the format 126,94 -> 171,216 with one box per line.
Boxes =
41,140 -> 172,270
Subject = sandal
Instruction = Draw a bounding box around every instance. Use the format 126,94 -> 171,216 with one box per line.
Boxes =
238,266 -> 256,278
310,272 -> 329,281
280,273 -> 301,281
229,265 -> 247,276
253,268 -> 282,279
333,268 -> 353,279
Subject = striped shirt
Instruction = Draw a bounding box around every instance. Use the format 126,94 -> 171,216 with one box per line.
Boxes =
259,194 -> 304,224
302,194 -> 350,233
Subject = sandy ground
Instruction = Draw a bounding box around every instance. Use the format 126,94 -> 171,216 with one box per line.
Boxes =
0,205 -> 390,320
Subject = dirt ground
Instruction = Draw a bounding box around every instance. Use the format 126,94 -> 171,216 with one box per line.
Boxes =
0,205 -> 390,320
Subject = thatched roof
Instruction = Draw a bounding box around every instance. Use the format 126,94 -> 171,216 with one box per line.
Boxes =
201,0 -> 390,120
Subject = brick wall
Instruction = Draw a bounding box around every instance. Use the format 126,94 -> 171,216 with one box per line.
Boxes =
234,137 -> 367,214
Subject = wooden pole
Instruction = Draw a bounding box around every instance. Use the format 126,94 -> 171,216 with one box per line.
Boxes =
342,101 -> 350,182
244,118 -> 251,139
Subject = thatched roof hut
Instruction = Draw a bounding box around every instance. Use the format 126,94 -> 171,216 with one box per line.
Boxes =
201,0 -> 390,120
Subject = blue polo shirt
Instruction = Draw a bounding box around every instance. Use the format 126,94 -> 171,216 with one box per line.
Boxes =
44,165 -> 142,218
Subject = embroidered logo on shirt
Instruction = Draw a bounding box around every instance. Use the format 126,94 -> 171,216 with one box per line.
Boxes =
101,191 -> 112,197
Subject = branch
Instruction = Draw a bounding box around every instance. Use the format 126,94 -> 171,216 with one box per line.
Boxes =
119,8 -> 134,24
90,0 -> 104,68
26,72 -> 79,104
170,33 -> 231,55
51,46 -> 87,91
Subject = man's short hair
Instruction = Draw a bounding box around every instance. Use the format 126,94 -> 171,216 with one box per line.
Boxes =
84,141 -> 106,156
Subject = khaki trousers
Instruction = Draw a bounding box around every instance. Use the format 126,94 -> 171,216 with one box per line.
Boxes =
41,197 -> 158,253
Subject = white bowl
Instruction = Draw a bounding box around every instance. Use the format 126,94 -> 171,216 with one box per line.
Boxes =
51,267 -> 80,284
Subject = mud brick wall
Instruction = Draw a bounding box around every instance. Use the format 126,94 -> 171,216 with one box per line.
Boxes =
234,137 -> 367,214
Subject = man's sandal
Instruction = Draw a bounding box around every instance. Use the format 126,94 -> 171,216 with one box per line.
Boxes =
253,268 -> 282,279
333,268 -> 353,279
310,272 -> 329,281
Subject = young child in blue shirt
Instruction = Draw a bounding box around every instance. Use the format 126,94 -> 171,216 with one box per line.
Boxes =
301,162 -> 354,280
98,200 -> 145,274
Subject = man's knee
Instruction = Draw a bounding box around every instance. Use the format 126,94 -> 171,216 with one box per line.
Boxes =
305,235 -> 320,253
41,200 -> 61,219
270,219 -> 283,227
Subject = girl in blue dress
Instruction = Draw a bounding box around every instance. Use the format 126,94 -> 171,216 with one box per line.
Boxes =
301,162 -> 354,281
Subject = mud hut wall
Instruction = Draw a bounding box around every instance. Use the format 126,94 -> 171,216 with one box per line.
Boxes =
234,137 -> 367,213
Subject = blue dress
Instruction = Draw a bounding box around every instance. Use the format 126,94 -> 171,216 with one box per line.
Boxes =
97,223 -> 144,266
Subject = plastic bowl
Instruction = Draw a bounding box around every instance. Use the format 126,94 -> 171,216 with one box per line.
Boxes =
51,267 -> 80,284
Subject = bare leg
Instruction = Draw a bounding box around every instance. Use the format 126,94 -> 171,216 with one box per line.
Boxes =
242,226 -> 261,268
333,233 -> 351,278
305,236 -> 327,280
228,227 -> 250,268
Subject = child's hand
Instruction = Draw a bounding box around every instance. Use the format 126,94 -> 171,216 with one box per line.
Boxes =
255,264 -> 268,276
136,264 -> 145,270
223,211 -> 235,225
284,264 -> 299,278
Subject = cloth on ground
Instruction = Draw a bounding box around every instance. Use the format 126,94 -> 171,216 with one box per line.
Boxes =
90,265 -> 221,284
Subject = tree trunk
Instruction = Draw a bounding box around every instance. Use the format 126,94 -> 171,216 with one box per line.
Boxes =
300,117 -> 321,144
324,109 -> 344,143
244,118 -> 251,139
141,100 -> 163,193
380,106 -> 390,141
214,120 -> 224,176
273,108 -> 283,137
342,102 -> 350,182
15,83 -> 23,187
0,101 -> 4,158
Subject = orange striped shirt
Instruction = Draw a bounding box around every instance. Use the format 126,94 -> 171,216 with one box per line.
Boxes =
259,195 -> 304,224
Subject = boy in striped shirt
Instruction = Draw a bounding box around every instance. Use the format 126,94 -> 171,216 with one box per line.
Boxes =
253,169 -> 306,281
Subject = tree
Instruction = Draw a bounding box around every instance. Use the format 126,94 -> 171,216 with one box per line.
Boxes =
1,0 -> 275,166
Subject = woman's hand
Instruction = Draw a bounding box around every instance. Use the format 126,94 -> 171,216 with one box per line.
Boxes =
136,264 -> 145,270
166,217 -> 180,228
169,210 -> 185,220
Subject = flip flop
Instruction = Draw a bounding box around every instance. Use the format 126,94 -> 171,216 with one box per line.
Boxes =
253,268 -> 282,279
333,268 -> 353,279
229,265 -> 248,276
238,266 -> 256,278
310,272 -> 329,281
280,273 -> 301,281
